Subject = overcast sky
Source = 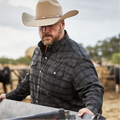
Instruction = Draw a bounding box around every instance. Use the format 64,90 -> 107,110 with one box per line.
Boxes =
0,0 -> 119,59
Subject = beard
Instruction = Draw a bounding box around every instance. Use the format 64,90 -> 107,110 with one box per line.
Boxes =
41,25 -> 62,46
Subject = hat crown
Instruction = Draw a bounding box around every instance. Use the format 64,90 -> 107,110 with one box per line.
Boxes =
36,0 -> 63,19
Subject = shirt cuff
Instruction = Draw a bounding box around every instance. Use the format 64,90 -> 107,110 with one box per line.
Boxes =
86,106 -> 98,115
6,91 -> 14,99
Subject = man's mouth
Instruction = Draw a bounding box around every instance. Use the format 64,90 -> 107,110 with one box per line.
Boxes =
43,34 -> 53,39
44,36 -> 51,38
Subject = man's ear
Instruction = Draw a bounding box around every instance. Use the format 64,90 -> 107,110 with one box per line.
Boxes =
61,20 -> 65,30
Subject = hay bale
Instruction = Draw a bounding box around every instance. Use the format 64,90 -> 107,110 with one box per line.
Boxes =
99,78 -> 115,91
96,66 -> 110,79
25,46 -> 36,59
95,66 -> 116,91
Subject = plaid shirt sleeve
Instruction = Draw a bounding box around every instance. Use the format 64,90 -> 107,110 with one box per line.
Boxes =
6,73 -> 30,101
72,54 -> 104,114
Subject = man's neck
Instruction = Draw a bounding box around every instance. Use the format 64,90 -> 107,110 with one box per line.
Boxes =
58,29 -> 65,41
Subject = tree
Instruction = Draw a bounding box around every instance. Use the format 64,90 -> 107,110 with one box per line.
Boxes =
0,56 -> 31,65
16,57 -> 31,65
111,53 -> 120,64
85,34 -> 120,61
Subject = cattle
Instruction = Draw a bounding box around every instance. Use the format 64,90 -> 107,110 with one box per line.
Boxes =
115,65 -> 120,85
0,67 -> 12,93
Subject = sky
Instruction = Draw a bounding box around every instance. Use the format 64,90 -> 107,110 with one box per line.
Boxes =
0,0 -> 119,59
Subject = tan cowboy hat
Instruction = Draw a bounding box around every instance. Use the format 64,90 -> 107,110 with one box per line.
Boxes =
22,0 -> 79,27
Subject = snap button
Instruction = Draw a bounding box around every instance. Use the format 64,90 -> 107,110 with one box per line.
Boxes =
45,57 -> 47,59
54,72 -> 56,75
40,71 -> 41,73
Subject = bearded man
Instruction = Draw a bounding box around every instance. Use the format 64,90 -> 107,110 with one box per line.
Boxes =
0,0 -> 104,117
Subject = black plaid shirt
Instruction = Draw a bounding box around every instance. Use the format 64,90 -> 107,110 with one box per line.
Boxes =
6,30 -> 104,114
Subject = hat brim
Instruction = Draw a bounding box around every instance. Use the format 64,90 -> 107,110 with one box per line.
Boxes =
22,10 -> 79,27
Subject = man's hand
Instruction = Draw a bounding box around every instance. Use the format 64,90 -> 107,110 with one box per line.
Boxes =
78,108 -> 94,117
0,94 -> 6,101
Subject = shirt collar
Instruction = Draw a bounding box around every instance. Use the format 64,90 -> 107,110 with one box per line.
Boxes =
38,30 -> 70,52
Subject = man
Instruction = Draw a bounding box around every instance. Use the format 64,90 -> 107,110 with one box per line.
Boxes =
0,0 -> 104,117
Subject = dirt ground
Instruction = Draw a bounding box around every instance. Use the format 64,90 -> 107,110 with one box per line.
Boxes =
102,90 -> 120,119
0,64 -> 120,119
100,79 -> 120,120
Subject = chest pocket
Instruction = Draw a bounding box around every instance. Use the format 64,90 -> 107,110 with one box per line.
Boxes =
48,61 -> 66,77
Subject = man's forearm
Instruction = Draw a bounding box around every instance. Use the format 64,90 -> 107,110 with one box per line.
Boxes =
6,73 -> 30,101
6,80 -> 30,101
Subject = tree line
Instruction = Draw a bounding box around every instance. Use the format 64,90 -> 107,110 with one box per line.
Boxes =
85,34 -> 120,64
0,57 -> 31,65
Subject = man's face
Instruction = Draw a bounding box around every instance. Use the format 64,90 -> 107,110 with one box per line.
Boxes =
39,20 -> 65,46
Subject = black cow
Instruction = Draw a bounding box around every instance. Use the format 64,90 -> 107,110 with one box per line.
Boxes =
0,67 -> 12,93
115,65 -> 120,85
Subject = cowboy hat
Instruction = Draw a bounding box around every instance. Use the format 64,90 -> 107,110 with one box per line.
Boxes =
22,0 -> 79,27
